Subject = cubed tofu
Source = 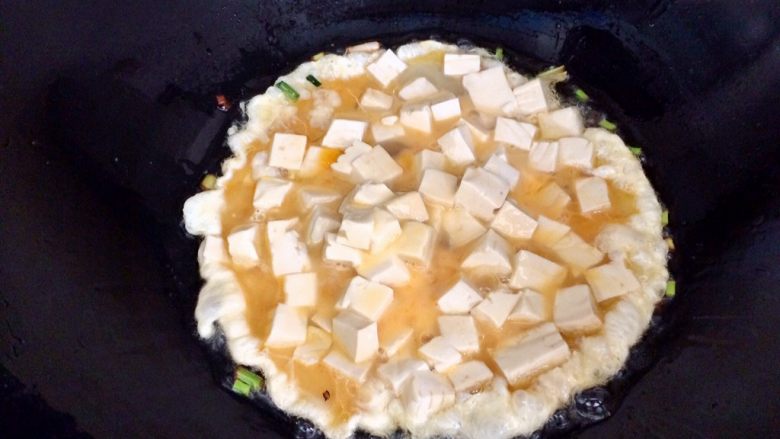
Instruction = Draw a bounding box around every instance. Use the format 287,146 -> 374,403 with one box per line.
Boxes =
367,49 -> 408,88
531,215 -> 571,247
431,97 -> 462,121
513,78 -> 553,115
443,53 -> 481,76
437,279 -> 483,314
414,150 -> 446,176
298,187 -> 341,211
380,328 -> 414,357
462,66 -> 516,115
483,153 -> 521,187
269,132 -> 307,170
299,146 -> 341,178
493,322 -> 571,384
438,124 -> 476,166
370,122 -> 405,144
550,232 -> 604,273
419,169 -> 458,207
398,77 -> 439,101
267,218 -> 298,242
538,107 -> 584,139
491,201 -> 538,240
438,315 -> 480,354
352,145 -> 404,183
323,233 -> 364,266
337,209 -> 374,250
253,178 -> 293,212
536,181 -> 571,216
454,167 -> 510,221
385,192 -> 429,222
558,137 -> 593,169
442,207 -> 486,247
330,141 -> 372,179
399,370 -> 456,421
494,117 -> 537,150
198,235 -> 228,276
265,304 -> 308,348
395,221 -> 436,267
293,326 -> 332,366
250,151 -> 283,180
447,360 -> 494,392
378,358 -> 429,394
335,276 -> 369,310
370,208 -> 402,253
283,272 -> 318,307
575,176 -> 611,213
418,336 -> 463,372
358,252 -> 410,287
339,276 -> 394,321
311,312 -> 332,334
306,207 -> 340,245
399,103 -> 433,134
322,119 -> 368,149
508,289 -> 546,323
584,260 -> 640,302
269,230 -> 311,276
227,224 -> 260,266
332,309 -> 379,362
509,250 -> 567,290
462,115 -> 492,143
353,183 -> 395,206
323,350 -> 373,383
461,230 -> 513,275
360,88 -> 394,111
381,115 -> 399,125
528,141 -> 559,173
553,284 -> 602,333
472,290 -> 520,328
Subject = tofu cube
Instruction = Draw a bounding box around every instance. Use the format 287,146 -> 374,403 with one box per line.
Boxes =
398,77 -> 439,101
330,141 -> 372,179
438,124 -> 476,166
323,232 -> 364,266
461,230 -> 513,275
358,252 -> 410,287
575,176 -> 611,213
418,336 -> 462,372
226,224 -> 260,266
513,79 -> 552,115
378,358 -> 429,394
370,122 -> 405,144
293,326 -> 332,365
538,107 -> 584,139
491,201 -> 538,240
353,183 -> 395,206
528,141 -> 559,173
380,328 -> 414,358
299,146 -> 341,178
266,218 -> 298,242
370,208 -> 402,252
508,289 -> 546,323
360,88 -> 394,111
399,370 -> 456,421
536,181 -> 571,217
332,309 -> 379,362
415,150 -> 446,175
311,311 -> 332,334
472,290 -> 520,328
443,53 -> 481,76
322,119 -> 368,149
493,322 -> 571,384
298,187 -> 341,211
337,209 -> 374,250
198,235 -> 228,276
399,102 -> 433,134
269,132 -> 307,170
367,49 -> 408,88
553,284 -> 602,333
494,117 -> 537,150
283,272 -> 318,307
509,250 -> 567,291
381,115 -> 399,125
269,230 -> 311,276
253,178 -> 293,212
250,151 -> 283,180
483,153 -> 520,188
419,169 -> 458,207
431,97 -> 462,121
394,221 -> 436,267
265,304 -> 308,348
531,215 -> 571,247
323,350 -> 372,383
558,137 -> 594,169
385,192 -> 430,222
438,315 -> 480,354
437,279 -> 483,314
454,167 -> 510,221
462,66 -> 516,115
550,232 -> 604,273
306,207 -> 340,245
442,207 -> 486,247
340,276 -> 394,322
447,361 -> 494,392
584,260 -> 641,302
462,115 -> 492,143
352,145 -> 403,183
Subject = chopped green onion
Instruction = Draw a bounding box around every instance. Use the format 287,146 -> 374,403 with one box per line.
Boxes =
599,119 -> 617,131
276,81 -> 299,101
538,65 -> 567,81
312,52 -> 325,61
665,280 -> 676,298
236,367 -> 263,390
232,379 -> 252,396
306,74 -> 322,87
666,237 -> 675,250
200,174 -> 217,190
495,47 -> 504,61
628,146 -> 642,156
661,210 -> 669,226
574,88 -> 590,102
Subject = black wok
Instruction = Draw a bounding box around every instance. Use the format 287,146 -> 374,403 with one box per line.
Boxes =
1,1 -> 779,438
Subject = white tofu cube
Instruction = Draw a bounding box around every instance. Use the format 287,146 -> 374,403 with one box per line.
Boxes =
380,328 -> 413,357
553,284 -> 602,333
385,192 -> 429,222
437,124 -> 476,166
323,233 -> 364,266
509,250 -> 567,290
472,290 -> 520,328
323,350 -> 372,383
370,122 -> 405,144
322,119 -> 368,149
419,169 -> 458,207
513,78 -> 552,115
399,370 -> 456,420
299,146 -> 341,178
337,209 -> 374,250
454,167 -> 510,221
427,203 -> 446,232
575,176 -> 611,213
311,311 -> 332,334
226,224 -> 260,266
414,150 -> 446,183
558,137 -> 593,169
198,235 -> 228,276
491,201 -> 538,240
538,107 -> 584,139
493,322 -> 571,384
335,276 -> 369,310
269,132 -> 307,170
394,221 -> 436,267
293,326 -> 332,365
584,260 -> 640,302
266,218 -> 298,242
438,315 -> 480,354
461,230 -> 513,275
447,361 -> 494,392
399,103 -> 433,134
418,336 -> 462,372
494,117 -> 537,150
398,77 -> 439,101
443,53 -> 481,76
508,289 -> 546,323
342,276 -> 394,321
528,141 -> 559,173
483,153 -> 520,187
437,279 -> 483,314
367,49 -> 408,88
269,231 -> 310,276
536,181 -> 571,216
253,178 -> 293,212
331,141 -> 372,180
462,66 -> 516,115
358,251 -> 410,287
298,187 -> 341,211
360,88 -> 394,111
378,358 -> 428,394
250,151 -> 283,180
462,116 -> 492,143
283,272 -> 318,307
306,207 -> 340,245
531,215 -> 571,247
265,304 -> 308,348
353,183 -> 395,206
381,115 -> 399,125
370,208 -> 402,253
550,232 -> 604,273
442,207 -> 486,247
332,309 -> 379,362
352,145 -> 403,183
430,97 -> 462,121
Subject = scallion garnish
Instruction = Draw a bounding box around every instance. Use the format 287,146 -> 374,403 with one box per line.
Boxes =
312,52 -> 325,61
628,146 -> 642,156
661,209 -> 669,226
574,88 -> 590,102
599,119 -> 617,131
236,367 -> 264,391
232,379 -> 252,396
200,174 -> 217,190
665,280 -> 676,298
306,74 -> 322,87
495,47 -> 504,61
276,81 -> 300,101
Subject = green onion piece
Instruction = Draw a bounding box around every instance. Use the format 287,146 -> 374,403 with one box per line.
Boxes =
495,47 -> 504,61
665,280 -> 676,298
232,379 -> 252,396
236,367 -> 263,390
200,174 -> 217,190
599,119 -> 618,131
574,88 -> 590,102
538,65 -> 567,81
661,209 -> 669,226
306,74 -> 322,87
628,146 -> 642,156
312,52 -> 325,61
276,81 -> 300,101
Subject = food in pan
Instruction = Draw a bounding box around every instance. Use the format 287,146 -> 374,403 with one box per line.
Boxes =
183,40 -> 669,438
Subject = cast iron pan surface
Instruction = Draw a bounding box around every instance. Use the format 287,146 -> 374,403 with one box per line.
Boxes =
2,1 -> 779,438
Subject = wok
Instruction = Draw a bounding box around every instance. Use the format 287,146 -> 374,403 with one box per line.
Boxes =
1,1 -> 779,437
